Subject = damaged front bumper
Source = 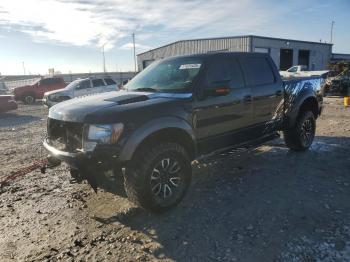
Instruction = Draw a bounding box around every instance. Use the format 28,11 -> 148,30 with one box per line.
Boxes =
43,139 -> 122,170
43,139 -> 124,191
43,139 -> 88,167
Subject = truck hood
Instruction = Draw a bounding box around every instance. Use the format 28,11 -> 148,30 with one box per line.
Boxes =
49,90 -> 192,122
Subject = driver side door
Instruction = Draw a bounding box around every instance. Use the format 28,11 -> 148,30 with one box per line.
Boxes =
73,79 -> 92,97
193,57 -> 253,154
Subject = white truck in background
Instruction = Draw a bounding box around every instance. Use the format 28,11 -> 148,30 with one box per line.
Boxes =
280,65 -> 329,79
43,77 -> 118,107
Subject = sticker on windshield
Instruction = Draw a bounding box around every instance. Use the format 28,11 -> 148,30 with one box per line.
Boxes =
179,64 -> 201,70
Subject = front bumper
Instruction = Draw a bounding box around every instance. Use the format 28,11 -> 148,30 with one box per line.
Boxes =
42,97 -> 56,108
43,139 -> 88,167
0,101 -> 18,113
43,139 -> 122,170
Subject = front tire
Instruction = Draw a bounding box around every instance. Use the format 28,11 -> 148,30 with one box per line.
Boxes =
283,110 -> 316,151
124,142 -> 192,212
70,167 -> 84,182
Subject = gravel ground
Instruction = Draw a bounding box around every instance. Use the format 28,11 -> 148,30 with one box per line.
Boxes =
0,97 -> 350,261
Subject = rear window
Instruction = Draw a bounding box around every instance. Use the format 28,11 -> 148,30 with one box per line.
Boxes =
240,57 -> 275,86
104,78 -> 116,85
92,79 -> 105,87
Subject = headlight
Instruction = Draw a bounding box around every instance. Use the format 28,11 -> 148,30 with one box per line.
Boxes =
86,123 -> 124,144
49,93 -> 68,102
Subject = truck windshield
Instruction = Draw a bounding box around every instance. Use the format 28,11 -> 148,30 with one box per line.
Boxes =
287,66 -> 298,72
65,79 -> 80,89
126,57 -> 203,92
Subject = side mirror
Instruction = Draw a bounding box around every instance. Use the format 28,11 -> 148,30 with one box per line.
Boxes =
204,81 -> 230,97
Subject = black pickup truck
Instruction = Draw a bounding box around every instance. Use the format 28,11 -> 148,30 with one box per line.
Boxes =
43,52 -> 324,211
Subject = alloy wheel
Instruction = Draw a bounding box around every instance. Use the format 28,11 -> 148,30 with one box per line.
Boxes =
300,117 -> 314,147
25,96 -> 34,104
150,158 -> 183,201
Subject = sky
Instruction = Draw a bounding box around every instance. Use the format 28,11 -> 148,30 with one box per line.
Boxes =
0,0 -> 349,75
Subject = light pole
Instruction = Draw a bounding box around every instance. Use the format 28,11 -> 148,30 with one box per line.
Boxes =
102,43 -> 106,73
132,33 -> 137,72
22,61 -> 26,75
330,21 -> 335,43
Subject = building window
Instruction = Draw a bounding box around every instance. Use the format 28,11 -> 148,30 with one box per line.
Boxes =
254,47 -> 270,54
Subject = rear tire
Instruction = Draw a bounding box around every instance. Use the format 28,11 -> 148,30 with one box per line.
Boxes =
124,142 -> 192,212
22,94 -> 35,104
283,110 -> 316,151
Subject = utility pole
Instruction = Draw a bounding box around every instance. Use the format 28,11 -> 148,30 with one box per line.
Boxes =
132,33 -> 137,72
22,61 -> 26,75
102,44 -> 106,73
330,21 -> 335,43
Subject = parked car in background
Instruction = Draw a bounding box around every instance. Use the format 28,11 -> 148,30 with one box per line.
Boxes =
0,80 -> 8,94
13,77 -> 66,104
43,77 -> 118,107
0,95 -> 18,113
280,65 -> 329,79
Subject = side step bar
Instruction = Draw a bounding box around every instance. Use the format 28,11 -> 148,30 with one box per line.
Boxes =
196,133 -> 280,163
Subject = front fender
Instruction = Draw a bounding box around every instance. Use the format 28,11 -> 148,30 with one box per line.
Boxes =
119,116 -> 196,161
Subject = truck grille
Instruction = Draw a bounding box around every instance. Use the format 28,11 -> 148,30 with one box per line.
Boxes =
47,118 -> 84,152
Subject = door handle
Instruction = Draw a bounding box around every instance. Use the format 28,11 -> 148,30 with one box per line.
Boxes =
275,90 -> 283,96
243,95 -> 252,103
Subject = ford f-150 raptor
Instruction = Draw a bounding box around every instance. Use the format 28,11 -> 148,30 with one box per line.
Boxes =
43,52 -> 324,212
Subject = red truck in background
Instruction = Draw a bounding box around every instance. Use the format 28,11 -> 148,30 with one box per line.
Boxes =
13,77 -> 66,104
0,95 -> 18,113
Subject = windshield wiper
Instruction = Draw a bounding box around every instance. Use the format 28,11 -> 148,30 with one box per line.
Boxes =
133,87 -> 158,92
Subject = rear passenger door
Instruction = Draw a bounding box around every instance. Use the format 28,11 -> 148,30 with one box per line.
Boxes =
239,56 -> 283,134
194,57 -> 253,153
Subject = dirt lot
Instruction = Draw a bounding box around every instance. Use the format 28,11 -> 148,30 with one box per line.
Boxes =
0,97 -> 350,262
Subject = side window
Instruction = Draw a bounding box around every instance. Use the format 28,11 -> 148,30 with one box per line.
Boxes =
76,80 -> 90,90
240,57 -> 275,86
40,78 -> 51,85
92,79 -> 105,87
104,78 -> 116,85
206,59 -> 232,85
229,60 -> 245,89
41,78 -> 61,85
53,78 -> 63,84
206,59 -> 244,88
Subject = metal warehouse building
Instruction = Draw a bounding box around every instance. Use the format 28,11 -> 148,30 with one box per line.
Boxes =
137,35 -> 332,71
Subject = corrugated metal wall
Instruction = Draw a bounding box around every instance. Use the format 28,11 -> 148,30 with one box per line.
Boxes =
137,37 -> 250,70
137,36 -> 332,70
